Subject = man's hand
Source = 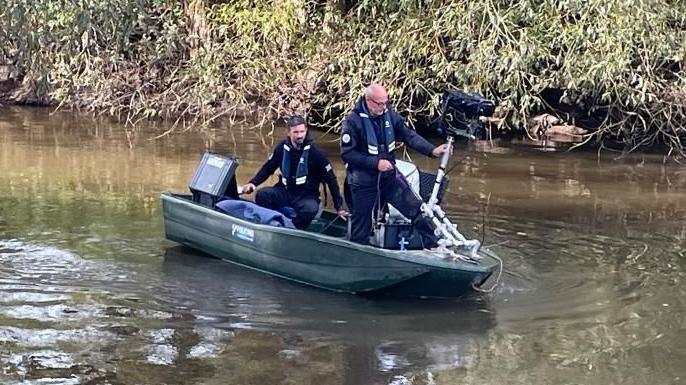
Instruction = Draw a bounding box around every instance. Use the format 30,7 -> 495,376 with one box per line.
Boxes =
337,209 -> 350,221
377,159 -> 394,172
240,183 -> 256,194
431,144 -> 453,158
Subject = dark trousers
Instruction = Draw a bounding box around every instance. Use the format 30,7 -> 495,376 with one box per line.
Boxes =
349,172 -> 434,245
255,186 -> 319,229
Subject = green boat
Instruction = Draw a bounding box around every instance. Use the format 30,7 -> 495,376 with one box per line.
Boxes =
161,150 -> 502,298
161,192 -> 500,298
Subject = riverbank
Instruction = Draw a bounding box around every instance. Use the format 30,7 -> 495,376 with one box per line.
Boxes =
2,0 -> 685,154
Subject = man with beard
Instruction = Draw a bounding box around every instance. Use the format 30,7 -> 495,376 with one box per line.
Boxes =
242,115 -> 348,229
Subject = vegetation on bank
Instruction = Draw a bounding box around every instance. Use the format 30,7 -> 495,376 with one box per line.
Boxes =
1,0 -> 685,154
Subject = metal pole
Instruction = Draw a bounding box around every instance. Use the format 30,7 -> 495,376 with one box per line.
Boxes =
428,136 -> 453,208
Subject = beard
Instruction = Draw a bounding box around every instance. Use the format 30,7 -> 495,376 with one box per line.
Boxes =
290,137 -> 304,148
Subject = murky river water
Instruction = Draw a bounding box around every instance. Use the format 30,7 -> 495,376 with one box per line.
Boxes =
0,106 -> 684,385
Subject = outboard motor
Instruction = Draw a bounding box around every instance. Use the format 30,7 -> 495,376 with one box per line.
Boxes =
438,89 -> 495,140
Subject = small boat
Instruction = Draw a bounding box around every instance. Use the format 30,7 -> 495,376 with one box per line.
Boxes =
161,193 -> 499,298
160,153 -> 501,299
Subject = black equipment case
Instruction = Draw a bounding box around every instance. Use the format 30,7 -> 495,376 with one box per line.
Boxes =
189,152 -> 240,207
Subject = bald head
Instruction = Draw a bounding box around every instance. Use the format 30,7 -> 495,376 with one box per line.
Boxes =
364,83 -> 389,117
364,83 -> 386,98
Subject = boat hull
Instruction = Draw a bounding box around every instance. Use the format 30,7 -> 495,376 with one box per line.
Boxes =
161,193 -> 499,298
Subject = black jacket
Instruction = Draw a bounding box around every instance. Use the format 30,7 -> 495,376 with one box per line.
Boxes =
249,138 -> 344,210
340,97 -> 435,185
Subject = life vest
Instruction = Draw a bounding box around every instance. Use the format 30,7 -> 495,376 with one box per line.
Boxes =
280,143 -> 310,186
358,103 -> 395,155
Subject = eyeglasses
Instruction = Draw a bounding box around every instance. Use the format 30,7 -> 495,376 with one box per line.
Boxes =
368,97 -> 389,107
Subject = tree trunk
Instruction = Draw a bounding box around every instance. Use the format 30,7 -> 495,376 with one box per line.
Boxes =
184,0 -> 210,58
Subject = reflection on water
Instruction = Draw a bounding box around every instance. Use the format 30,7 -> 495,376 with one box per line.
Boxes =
1,106 -> 686,384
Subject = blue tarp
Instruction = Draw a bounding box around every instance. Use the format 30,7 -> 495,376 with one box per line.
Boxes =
216,200 -> 296,229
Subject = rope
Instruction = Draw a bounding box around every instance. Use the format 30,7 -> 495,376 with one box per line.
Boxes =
444,151 -> 471,176
319,214 -> 342,234
374,172 -> 383,223
471,251 -> 503,293
439,143 -> 502,294
480,204 -> 486,246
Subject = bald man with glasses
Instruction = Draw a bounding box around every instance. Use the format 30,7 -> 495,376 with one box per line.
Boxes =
340,83 -> 450,245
